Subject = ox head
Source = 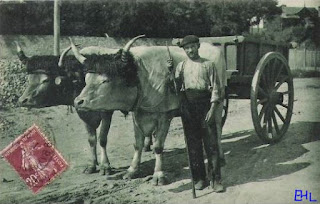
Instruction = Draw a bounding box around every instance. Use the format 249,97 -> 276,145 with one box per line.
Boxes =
72,35 -> 145,111
16,42 -> 84,107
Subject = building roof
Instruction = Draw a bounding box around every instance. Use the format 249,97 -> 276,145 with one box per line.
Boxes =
281,6 -> 318,19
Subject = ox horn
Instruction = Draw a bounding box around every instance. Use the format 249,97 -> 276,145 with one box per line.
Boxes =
69,37 -> 86,64
58,46 -> 72,67
14,41 -> 29,64
121,34 -> 145,62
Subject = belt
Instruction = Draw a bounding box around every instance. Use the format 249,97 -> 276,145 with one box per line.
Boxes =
184,89 -> 210,103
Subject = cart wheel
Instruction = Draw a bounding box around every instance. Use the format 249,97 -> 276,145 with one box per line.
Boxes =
251,52 -> 294,143
221,89 -> 229,127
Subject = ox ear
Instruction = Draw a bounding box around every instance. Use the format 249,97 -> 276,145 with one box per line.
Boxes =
69,37 -> 86,64
14,41 -> 29,64
121,34 -> 145,62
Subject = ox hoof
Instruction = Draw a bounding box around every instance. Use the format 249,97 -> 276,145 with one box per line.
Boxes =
152,171 -> 167,186
83,165 -> 97,174
143,145 -> 152,152
123,167 -> 139,180
99,166 -> 113,176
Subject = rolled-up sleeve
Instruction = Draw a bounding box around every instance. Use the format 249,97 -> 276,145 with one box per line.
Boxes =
208,62 -> 222,103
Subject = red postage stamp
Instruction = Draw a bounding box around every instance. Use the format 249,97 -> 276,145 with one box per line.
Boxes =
0,124 -> 68,193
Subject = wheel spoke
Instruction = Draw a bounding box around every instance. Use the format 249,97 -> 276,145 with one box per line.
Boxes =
270,59 -> 277,84
273,63 -> 284,84
264,65 -> 272,89
262,108 -> 268,132
264,106 -> 273,138
274,106 -> 285,123
259,105 -> 267,122
280,91 -> 291,95
261,74 -> 268,88
258,98 -> 268,105
272,111 -> 280,135
278,103 -> 288,109
274,76 -> 289,90
258,85 -> 268,97
268,116 -> 273,137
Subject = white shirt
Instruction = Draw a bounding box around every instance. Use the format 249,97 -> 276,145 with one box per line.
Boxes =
175,57 -> 222,103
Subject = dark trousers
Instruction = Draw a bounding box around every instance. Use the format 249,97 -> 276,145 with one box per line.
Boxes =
181,91 -> 221,182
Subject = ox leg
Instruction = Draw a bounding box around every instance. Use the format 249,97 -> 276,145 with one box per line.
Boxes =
123,111 -> 156,180
99,112 -> 113,176
152,113 -> 171,186
84,124 -> 98,174
143,135 -> 153,152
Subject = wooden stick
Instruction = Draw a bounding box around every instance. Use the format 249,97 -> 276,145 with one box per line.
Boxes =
166,42 -> 178,95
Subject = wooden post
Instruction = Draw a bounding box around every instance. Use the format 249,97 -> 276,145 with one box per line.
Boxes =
304,47 -> 306,70
316,50 -> 320,71
294,49 -> 297,70
54,0 -> 60,56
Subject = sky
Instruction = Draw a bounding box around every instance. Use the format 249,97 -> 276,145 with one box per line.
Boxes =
277,0 -> 320,8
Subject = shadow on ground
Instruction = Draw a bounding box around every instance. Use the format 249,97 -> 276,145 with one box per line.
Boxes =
166,121 -> 320,193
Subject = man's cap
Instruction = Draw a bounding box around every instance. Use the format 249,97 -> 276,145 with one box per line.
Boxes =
179,35 -> 199,47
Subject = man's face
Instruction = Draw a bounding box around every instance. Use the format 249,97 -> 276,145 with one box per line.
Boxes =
183,42 -> 200,60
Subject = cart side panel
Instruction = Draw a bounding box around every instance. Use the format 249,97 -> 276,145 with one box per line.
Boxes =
229,39 -> 289,99
225,44 -> 237,71
238,42 -> 289,76
244,42 -> 260,75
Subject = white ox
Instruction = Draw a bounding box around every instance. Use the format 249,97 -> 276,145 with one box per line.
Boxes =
71,36 -> 226,185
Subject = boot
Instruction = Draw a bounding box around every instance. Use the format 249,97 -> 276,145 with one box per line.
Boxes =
195,179 -> 208,190
211,180 -> 224,193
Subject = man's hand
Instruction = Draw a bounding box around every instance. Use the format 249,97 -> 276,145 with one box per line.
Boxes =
205,102 -> 218,124
166,58 -> 173,71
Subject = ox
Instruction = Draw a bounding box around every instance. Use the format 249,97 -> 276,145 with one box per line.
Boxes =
70,35 -> 226,185
16,42 -> 117,175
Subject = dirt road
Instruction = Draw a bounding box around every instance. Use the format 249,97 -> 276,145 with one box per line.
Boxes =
0,78 -> 319,204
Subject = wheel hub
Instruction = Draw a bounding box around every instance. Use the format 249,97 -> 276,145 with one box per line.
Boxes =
270,91 -> 283,104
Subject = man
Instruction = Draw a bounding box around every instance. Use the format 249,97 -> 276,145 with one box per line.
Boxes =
167,35 -> 224,192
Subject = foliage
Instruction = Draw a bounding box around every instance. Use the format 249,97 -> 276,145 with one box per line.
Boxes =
208,0 -> 281,36
259,15 -> 320,48
0,0 -> 280,37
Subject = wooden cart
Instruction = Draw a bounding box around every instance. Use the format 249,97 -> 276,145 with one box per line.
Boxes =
192,36 -> 294,144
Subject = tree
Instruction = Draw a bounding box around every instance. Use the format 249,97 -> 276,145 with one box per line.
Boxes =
0,0 -> 282,38
207,0 -> 281,36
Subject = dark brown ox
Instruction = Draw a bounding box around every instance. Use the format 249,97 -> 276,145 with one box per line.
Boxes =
71,36 -> 227,185
16,42 -> 115,175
